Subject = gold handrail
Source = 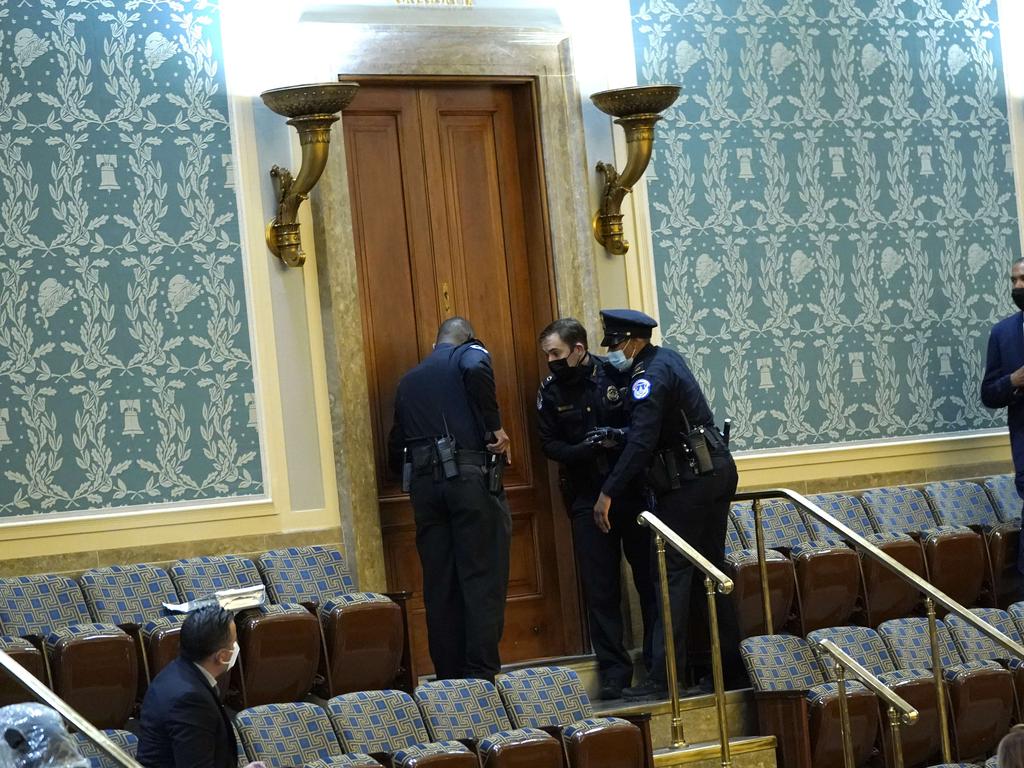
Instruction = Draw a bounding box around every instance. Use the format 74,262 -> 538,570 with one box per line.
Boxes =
735,487 -> 1024,763
638,511 -> 733,593
816,638 -> 918,768
638,510 -> 732,768
0,649 -> 141,767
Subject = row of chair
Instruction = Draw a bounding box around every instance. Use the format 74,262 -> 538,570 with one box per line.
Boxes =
724,477 -> 1023,642
0,546 -> 412,728
739,602 -> 1024,768
73,667 -> 645,768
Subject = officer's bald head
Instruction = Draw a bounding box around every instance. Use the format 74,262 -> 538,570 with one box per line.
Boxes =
437,316 -> 474,345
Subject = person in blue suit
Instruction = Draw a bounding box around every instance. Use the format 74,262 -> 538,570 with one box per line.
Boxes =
981,257 -> 1024,573
136,605 -> 263,768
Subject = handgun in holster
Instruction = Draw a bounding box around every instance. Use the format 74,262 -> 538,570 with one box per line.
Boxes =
680,409 -> 714,477
487,453 -> 506,494
435,436 -> 459,480
401,447 -> 412,493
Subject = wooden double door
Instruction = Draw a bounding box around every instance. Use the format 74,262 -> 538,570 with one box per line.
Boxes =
342,79 -> 577,673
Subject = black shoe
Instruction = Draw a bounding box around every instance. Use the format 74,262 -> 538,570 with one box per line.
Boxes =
598,682 -> 624,700
621,679 -> 669,700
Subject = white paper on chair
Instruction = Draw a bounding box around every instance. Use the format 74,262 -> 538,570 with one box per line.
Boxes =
163,585 -> 267,613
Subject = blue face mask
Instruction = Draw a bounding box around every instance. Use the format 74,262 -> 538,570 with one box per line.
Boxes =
607,348 -> 633,372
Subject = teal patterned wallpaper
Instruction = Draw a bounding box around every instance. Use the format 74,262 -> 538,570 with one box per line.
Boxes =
0,0 -> 262,517
631,0 -> 1022,451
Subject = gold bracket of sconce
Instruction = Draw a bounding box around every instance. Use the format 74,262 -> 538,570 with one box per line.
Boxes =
260,81 -> 360,267
590,85 -> 680,256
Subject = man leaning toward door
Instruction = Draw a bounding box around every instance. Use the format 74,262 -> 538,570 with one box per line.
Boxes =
388,316 -> 512,682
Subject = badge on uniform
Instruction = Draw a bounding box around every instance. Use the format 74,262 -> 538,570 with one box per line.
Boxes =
632,378 -> 652,400
606,386 -> 619,403
537,391 -> 543,411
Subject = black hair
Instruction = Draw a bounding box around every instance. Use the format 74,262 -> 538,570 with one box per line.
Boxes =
179,605 -> 233,663
437,316 -> 474,345
538,318 -> 588,351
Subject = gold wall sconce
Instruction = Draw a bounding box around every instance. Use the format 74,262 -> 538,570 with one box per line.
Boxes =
260,81 -> 360,267
590,84 -> 680,256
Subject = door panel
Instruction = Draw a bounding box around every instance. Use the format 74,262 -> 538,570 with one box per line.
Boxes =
343,81 -> 572,672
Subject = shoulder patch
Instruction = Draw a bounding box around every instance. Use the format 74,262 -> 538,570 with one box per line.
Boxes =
469,343 -> 489,354
540,374 -> 554,388
537,390 -> 544,411
632,378 -> 652,400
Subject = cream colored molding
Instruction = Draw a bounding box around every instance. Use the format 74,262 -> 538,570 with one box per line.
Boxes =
736,431 -> 1012,488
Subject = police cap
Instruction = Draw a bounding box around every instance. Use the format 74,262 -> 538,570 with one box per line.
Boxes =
599,308 -> 658,347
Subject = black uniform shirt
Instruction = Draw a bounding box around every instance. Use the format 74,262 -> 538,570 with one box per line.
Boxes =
388,340 -> 501,470
536,355 -> 628,503
601,343 -> 715,499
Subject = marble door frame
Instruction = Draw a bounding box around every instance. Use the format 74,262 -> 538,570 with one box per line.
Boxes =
309,25 -> 597,589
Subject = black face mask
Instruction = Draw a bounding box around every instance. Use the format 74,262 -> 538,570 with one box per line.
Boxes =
548,352 -> 590,383
1013,288 -> 1024,311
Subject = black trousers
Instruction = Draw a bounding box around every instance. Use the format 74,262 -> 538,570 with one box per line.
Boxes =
572,492 -> 657,688
410,465 -> 511,681
647,453 -> 745,686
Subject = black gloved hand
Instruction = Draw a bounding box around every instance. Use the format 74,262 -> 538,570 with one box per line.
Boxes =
584,427 -> 626,447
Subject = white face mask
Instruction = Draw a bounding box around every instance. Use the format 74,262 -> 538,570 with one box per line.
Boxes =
223,641 -> 240,671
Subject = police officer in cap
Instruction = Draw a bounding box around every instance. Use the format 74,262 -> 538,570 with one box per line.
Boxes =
593,309 -> 745,700
536,318 -> 657,700
388,316 -> 512,682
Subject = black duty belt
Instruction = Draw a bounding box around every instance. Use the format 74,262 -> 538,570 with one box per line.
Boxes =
456,450 -> 488,467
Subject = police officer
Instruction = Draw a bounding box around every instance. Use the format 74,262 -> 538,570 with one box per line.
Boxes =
592,309 -> 745,700
536,318 -> 657,700
388,316 -> 512,682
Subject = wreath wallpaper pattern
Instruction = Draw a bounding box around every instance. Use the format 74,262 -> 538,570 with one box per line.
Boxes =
0,0 -> 262,517
630,0 -> 1022,451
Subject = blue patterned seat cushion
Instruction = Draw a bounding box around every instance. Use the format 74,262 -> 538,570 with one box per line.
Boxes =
562,716 -> 634,741
327,689 -> 429,753
414,679 -> 510,741
875,667 -> 933,688
731,499 -> 815,551
789,541 -> 851,558
947,608 -> 1024,666
877,618 -> 960,669
235,702 -> 345,768
740,634 -> 824,691
924,481 -> 1002,529
305,756 -> 381,768
496,666 -> 592,728
805,493 -> 881,542
79,565 -> 178,625
807,680 -> 869,706
0,635 -> 38,653
45,622 -> 127,654
392,741 -> 471,767
170,554 -> 263,599
72,729 -> 138,768
725,515 -> 746,554
141,613 -> 186,640
726,547 -> 789,567
0,574 -> 93,637
984,475 -> 1021,523
321,593 -> 394,613
477,727 -> 555,754
861,487 -> 942,535
807,626 -> 894,678
257,546 -> 355,606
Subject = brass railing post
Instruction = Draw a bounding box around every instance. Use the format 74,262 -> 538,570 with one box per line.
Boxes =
705,576 -> 732,768
887,705 -> 905,768
655,534 -> 686,747
752,497 -> 773,634
835,660 -> 855,768
926,597 -> 952,762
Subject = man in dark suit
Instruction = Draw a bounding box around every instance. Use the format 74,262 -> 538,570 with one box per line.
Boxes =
982,257 -> 1024,573
137,605 -> 263,768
